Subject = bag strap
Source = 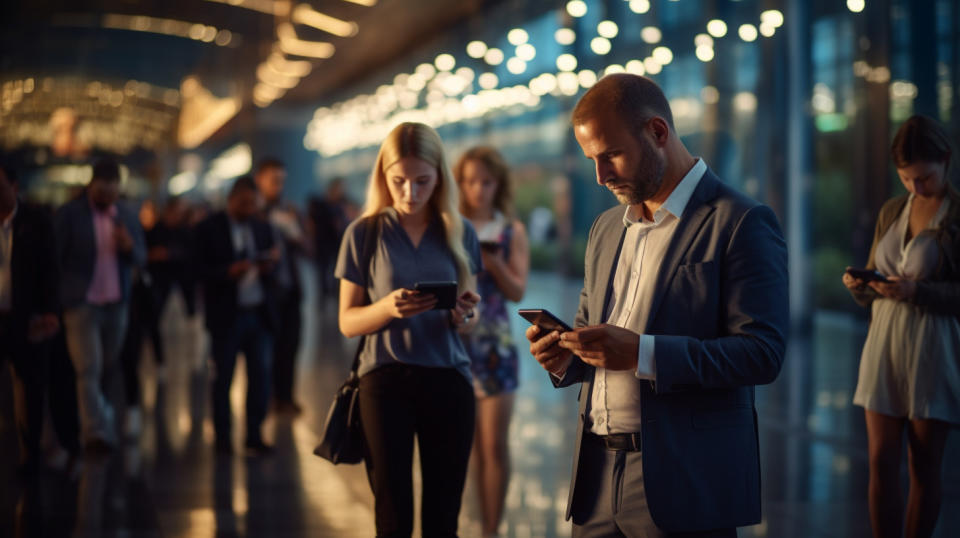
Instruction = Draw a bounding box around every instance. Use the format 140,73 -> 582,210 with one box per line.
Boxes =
349,213 -> 381,375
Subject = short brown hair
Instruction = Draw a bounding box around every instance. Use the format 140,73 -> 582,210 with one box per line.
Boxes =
890,115 -> 953,168
454,146 -> 514,217
572,74 -> 675,136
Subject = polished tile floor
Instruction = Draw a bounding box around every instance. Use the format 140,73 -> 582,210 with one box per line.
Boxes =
1,268 -> 958,537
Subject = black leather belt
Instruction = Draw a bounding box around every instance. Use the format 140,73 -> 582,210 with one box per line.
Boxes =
585,431 -> 642,452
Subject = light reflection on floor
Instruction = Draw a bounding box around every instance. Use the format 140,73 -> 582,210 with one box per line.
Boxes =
1,265 -> 957,537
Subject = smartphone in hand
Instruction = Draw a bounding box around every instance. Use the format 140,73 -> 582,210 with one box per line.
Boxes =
413,281 -> 458,309
845,268 -> 890,283
517,308 -> 572,333
479,240 -> 501,253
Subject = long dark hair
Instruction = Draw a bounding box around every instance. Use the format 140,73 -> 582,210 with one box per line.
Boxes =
891,115 -> 957,190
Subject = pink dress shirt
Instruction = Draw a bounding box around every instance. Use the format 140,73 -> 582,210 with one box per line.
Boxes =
86,201 -> 122,305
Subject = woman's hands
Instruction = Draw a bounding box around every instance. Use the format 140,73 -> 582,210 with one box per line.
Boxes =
869,276 -> 917,302
451,290 -> 481,328
380,288 -> 437,319
841,269 -> 865,291
842,268 -> 917,302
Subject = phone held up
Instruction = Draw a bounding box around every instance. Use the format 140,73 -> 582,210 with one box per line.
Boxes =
845,267 -> 891,284
517,308 -> 572,333
413,281 -> 458,310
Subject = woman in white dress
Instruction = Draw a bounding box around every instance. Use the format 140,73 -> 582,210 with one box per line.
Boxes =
843,114 -> 960,538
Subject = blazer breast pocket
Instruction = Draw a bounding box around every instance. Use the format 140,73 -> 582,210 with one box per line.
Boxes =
671,261 -> 718,324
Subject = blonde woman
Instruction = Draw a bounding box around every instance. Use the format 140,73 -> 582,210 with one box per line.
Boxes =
455,146 -> 529,537
336,122 -> 482,536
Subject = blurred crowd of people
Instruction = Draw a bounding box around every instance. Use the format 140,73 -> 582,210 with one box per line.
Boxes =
0,156 -> 357,472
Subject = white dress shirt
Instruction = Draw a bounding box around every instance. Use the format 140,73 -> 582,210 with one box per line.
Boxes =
0,202 -> 16,312
588,158 -> 707,435
228,217 -> 265,307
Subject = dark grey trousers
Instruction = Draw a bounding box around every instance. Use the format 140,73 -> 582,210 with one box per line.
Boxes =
571,434 -> 737,538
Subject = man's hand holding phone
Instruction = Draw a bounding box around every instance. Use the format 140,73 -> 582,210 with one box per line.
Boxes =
557,324 -> 640,371
526,324 -> 573,377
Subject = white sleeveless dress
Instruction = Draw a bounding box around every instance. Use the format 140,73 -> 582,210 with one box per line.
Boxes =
853,195 -> 960,423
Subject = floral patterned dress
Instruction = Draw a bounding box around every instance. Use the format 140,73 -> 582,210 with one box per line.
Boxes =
463,213 -> 520,397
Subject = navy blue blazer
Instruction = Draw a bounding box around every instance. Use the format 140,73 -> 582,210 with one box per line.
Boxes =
194,211 -> 278,336
6,202 -> 60,352
54,194 -> 146,310
554,170 -> 789,531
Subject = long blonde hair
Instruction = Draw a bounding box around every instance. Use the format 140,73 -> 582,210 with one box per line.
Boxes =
362,122 -> 472,286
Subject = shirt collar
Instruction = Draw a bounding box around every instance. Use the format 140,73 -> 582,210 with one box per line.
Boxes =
87,194 -> 117,218
623,158 -> 707,228
1,201 -> 16,230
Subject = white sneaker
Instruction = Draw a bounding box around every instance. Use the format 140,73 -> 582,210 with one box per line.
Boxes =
123,407 -> 143,439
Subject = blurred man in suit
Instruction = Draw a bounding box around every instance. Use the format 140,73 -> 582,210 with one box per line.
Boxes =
55,158 -> 145,454
254,158 -> 307,415
195,176 -> 278,455
0,166 -> 62,473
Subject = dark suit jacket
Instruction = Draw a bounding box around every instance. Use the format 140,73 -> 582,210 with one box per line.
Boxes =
554,170 -> 789,531
4,202 -> 60,353
54,193 -> 146,309
194,211 -> 277,335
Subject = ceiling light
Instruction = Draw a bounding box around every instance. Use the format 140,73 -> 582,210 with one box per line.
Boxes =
467,41 -> 488,58
597,20 -> 619,39
629,0 -> 650,14
555,28 -> 576,45
277,23 -> 335,58
506,57 -> 526,74
557,53 -> 578,72
484,48 -> 504,65
516,43 -> 536,61
292,5 -> 358,37
641,27 -> 662,44
652,46 -> 673,65
435,53 -> 456,71
706,20 -> 727,38
591,37 -> 611,55
566,1 -> 587,18
508,28 -> 529,45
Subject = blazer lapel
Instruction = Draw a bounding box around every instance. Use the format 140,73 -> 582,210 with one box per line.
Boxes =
594,224 -> 626,325
642,172 -> 719,333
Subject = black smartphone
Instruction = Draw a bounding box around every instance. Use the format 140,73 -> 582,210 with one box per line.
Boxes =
845,267 -> 890,283
413,281 -> 458,310
517,308 -> 572,333
479,240 -> 501,253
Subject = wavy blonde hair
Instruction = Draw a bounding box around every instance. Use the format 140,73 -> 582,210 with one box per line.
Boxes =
361,122 -> 472,286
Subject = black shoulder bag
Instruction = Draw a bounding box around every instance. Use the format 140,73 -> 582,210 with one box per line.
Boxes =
313,215 -> 379,464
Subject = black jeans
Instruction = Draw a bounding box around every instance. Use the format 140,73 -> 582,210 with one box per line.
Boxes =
210,309 -> 273,446
359,363 -> 475,537
270,288 -> 302,404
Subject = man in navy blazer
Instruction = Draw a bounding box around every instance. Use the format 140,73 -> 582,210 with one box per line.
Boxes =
55,158 -> 146,452
526,75 -> 788,536
1,166 -> 63,473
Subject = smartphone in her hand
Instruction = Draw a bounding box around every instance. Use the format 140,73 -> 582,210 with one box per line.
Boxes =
845,267 -> 890,283
413,281 -> 458,309
479,240 -> 501,253
517,308 -> 573,333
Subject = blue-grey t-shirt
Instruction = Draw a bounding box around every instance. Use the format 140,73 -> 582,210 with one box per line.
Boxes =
335,207 -> 482,381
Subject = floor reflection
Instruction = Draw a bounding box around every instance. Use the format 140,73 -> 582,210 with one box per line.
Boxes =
1,265 -> 957,537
